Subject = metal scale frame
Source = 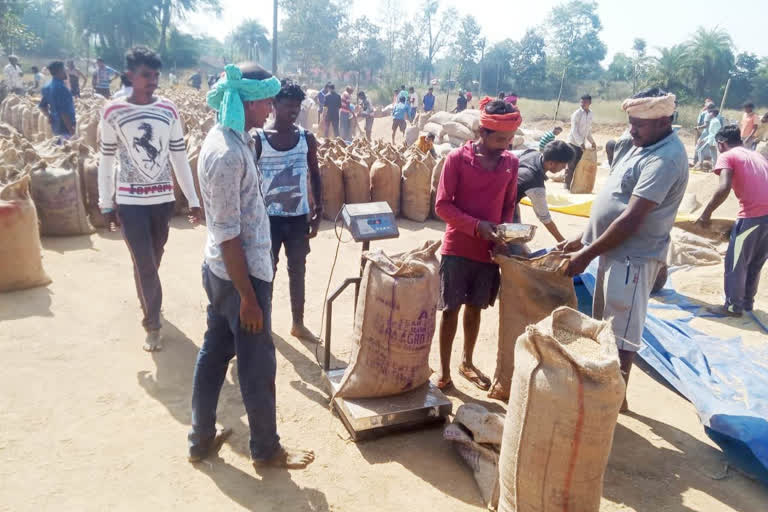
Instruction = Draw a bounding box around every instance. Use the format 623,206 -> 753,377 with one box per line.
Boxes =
322,202 -> 452,441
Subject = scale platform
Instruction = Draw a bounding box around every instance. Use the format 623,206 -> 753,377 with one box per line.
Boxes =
324,368 -> 453,441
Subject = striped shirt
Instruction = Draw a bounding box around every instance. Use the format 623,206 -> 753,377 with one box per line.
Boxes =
539,131 -> 556,152
255,128 -> 310,216
97,97 -> 199,209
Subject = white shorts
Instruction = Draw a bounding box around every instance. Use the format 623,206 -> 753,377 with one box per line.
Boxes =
592,256 -> 662,352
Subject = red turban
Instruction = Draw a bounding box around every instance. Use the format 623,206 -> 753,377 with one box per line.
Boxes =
479,96 -> 522,132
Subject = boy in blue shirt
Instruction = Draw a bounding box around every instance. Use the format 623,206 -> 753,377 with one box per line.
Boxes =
423,86 -> 436,112
39,61 -> 76,141
391,95 -> 411,144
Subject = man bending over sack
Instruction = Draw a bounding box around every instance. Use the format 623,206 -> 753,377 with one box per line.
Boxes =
434,97 -> 521,390
189,63 -> 314,470
98,46 -> 202,352
514,140 -> 575,243
696,125 -> 768,317
561,88 -> 688,412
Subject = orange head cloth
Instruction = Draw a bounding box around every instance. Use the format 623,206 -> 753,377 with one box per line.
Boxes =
478,96 -> 522,132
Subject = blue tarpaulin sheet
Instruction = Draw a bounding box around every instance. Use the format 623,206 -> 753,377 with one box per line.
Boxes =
576,263 -> 768,483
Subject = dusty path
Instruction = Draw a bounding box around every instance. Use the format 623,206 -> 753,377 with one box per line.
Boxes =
2,123 -> 767,511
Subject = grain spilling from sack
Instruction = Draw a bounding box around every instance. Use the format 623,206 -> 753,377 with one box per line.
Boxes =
489,252 -> 577,401
498,307 -> 624,512
30,154 -> 93,236
569,148 -> 598,194
0,176 -> 52,292
335,240 -> 441,399
401,157 -> 431,222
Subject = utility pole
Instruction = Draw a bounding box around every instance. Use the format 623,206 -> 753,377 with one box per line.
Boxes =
553,64 -> 568,122
478,38 -> 486,95
719,77 -> 732,113
272,0 -> 278,74
444,68 -> 452,111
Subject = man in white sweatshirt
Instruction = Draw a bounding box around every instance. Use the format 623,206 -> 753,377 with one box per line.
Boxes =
98,46 -> 201,352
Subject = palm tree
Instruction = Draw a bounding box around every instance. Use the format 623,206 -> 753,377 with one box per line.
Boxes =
158,0 -> 221,56
653,44 -> 691,94
686,27 -> 734,97
228,19 -> 271,63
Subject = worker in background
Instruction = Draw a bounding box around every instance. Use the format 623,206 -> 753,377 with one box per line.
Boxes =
696,125 -> 768,317
97,47 -> 201,352
565,94 -> 596,190
741,102 -> 759,149
191,62 -> 315,470
4,55 -> 25,95
66,60 -> 86,98
357,91 -> 375,140
391,94 -> 411,145
339,85 -> 355,141
515,141 -> 575,243
695,104 -> 721,167
434,97 -> 521,391
561,88 -> 688,413
323,83 -> 341,138
415,132 -> 437,157
30,66 -> 42,91
452,90 -> 468,113
695,98 -> 714,140
423,86 -> 436,113
254,79 -> 323,343
187,68 -> 203,90
538,126 -> 563,152
38,61 -> 76,141
92,57 -> 119,98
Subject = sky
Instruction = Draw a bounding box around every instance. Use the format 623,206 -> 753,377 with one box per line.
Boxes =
184,0 -> 768,64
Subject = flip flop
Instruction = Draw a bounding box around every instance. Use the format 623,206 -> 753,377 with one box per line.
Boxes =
459,365 -> 491,391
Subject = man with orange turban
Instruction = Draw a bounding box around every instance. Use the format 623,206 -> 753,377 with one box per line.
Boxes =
433,97 -> 521,391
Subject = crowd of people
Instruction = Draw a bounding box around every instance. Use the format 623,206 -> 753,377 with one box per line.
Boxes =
3,44 -> 767,476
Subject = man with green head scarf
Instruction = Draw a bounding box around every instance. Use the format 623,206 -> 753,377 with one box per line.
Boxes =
189,62 -> 315,471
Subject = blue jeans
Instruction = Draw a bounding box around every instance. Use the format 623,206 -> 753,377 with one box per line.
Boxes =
189,264 -> 280,461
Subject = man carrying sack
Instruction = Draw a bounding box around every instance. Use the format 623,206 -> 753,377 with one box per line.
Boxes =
434,97 -> 521,391
189,63 -> 315,470
560,88 -> 688,412
565,94 -> 597,190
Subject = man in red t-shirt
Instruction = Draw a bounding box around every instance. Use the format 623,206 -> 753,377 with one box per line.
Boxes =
434,98 -> 521,390
697,125 -> 768,316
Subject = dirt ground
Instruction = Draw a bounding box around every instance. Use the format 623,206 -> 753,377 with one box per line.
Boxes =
2,118 -> 768,511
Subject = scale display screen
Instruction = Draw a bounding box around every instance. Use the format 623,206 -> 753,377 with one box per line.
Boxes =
341,202 -> 399,242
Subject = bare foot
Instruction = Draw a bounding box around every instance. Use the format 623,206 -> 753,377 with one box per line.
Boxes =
188,427 -> 233,463
290,324 -> 321,343
458,363 -> 491,391
434,373 -> 453,390
253,447 -> 315,470
143,330 -> 163,352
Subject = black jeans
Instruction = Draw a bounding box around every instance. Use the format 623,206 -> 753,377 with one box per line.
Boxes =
564,143 -> 584,190
324,115 -> 340,138
270,215 -> 311,325
117,202 -> 175,331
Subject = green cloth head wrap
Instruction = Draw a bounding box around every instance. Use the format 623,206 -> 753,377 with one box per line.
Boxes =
206,64 -> 281,132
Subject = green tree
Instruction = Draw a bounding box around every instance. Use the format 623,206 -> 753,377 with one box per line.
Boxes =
335,16 -> 386,81
280,0 -> 343,73
420,0 -> 457,82
753,59 -> 768,106
158,0 -> 220,56
651,44 -> 692,97
20,0 -> 71,56
481,39 -> 515,95
631,37 -> 651,93
545,0 -> 607,80
0,0 -> 40,54
606,52 -> 632,81
165,28 -> 202,68
686,27 -> 734,98
727,52 -> 760,107
227,19 -> 270,63
509,29 -> 547,94
453,15 -> 482,88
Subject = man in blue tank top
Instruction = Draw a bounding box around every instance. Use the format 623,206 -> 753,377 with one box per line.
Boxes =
254,79 -> 323,343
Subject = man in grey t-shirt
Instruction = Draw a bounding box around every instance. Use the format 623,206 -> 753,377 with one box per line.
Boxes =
561,88 -> 688,412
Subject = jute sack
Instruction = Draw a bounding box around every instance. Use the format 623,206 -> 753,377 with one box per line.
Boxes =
452,109 -> 481,132
320,157 -> 344,220
423,121 -> 443,138
444,420 -> 500,510
341,156 -> 371,205
569,148 -> 598,194
405,125 -> 419,146
370,158 -> 401,216
83,157 -> 108,228
0,176 -> 52,292
488,252 -> 577,401
442,121 -> 474,141
335,240 -> 441,399
429,111 -> 453,126
498,307 -> 625,512
430,155 -> 446,220
30,155 -> 93,236
401,157 -> 431,222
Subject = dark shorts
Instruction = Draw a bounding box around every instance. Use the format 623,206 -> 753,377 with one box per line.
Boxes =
438,255 -> 501,311
393,119 -> 407,132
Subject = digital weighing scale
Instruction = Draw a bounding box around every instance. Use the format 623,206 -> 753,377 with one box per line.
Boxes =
322,202 -> 452,441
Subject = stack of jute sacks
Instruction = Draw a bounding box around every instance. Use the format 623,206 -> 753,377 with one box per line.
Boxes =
415,109 -> 529,154
317,136 -> 449,223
